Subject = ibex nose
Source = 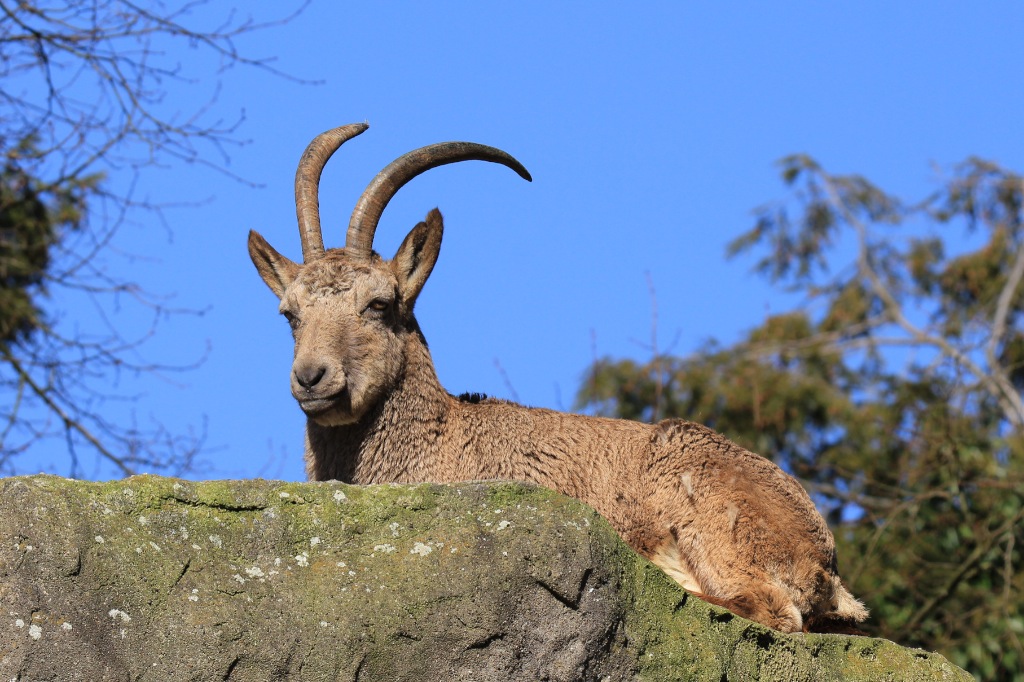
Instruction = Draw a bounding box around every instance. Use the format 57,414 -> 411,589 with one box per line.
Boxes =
294,363 -> 327,390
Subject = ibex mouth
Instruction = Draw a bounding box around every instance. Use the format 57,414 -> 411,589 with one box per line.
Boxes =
298,389 -> 351,420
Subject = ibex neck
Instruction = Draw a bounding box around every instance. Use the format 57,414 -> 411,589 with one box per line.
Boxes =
305,334 -> 450,482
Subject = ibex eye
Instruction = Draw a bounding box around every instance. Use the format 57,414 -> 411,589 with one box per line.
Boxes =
282,311 -> 300,329
368,300 -> 390,313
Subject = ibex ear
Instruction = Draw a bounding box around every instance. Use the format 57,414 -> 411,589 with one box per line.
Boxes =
393,208 -> 443,310
248,230 -> 301,299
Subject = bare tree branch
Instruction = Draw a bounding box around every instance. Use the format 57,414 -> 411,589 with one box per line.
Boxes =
0,344 -> 134,476
819,173 -> 1024,430
0,1 -> 307,477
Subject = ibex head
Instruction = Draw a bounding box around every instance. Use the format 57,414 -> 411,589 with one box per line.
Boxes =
247,124 -> 531,426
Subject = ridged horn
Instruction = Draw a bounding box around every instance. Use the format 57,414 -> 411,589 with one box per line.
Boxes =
295,123 -> 368,262
346,142 -> 532,260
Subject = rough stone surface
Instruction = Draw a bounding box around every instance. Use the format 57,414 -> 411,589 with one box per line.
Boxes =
0,475 -> 972,681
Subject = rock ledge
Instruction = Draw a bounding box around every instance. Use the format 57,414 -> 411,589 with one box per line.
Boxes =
0,475 -> 971,681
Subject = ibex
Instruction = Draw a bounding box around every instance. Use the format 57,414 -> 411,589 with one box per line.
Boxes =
247,123 -> 868,634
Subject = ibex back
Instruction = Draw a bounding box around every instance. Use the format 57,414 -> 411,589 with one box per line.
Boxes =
247,123 -> 868,633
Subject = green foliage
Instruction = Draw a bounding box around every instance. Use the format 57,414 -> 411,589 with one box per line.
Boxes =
578,157 -> 1024,681
0,138 -> 96,343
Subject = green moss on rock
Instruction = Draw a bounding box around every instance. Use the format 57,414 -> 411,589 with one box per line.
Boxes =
0,475 -> 972,681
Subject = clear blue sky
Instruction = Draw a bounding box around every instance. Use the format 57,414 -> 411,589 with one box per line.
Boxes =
20,2 -> 1024,480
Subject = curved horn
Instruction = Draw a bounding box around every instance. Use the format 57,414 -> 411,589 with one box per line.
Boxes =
295,123 -> 369,262
346,142 -> 532,260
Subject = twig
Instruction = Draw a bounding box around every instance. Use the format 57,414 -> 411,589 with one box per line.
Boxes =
492,358 -> 520,403
902,506 -> 1024,632
1,346 -> 135,476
